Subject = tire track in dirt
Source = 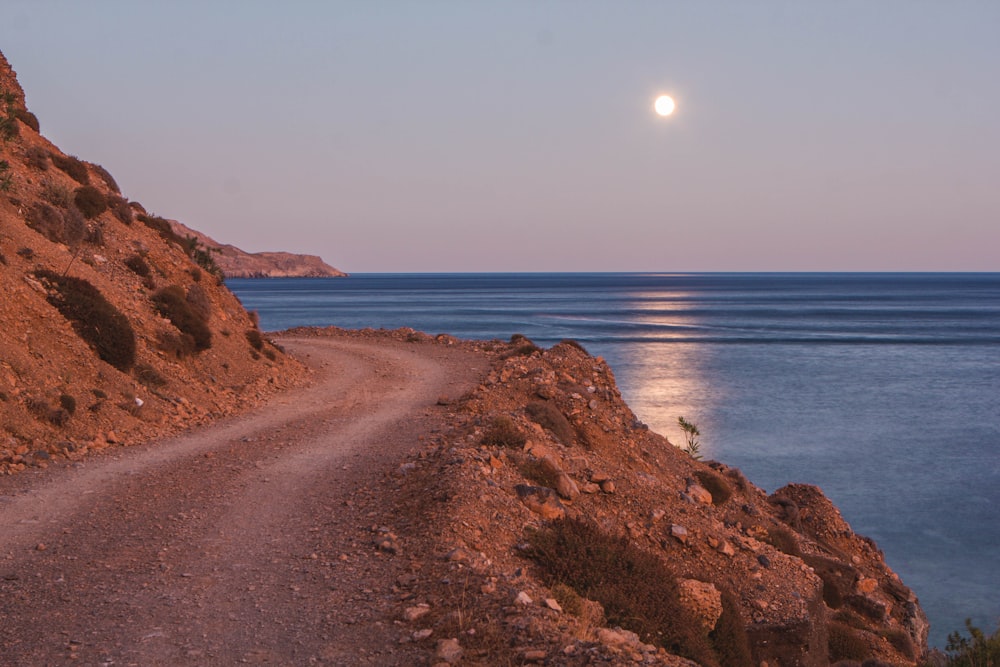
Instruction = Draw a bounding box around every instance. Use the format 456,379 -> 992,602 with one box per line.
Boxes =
0,335 -> 488,666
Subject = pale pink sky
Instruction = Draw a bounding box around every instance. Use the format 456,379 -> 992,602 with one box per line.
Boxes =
3,2 -> 998,272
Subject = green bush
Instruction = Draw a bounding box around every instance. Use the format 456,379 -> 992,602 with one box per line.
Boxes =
944,620 -> 1000,666
73,186 -> 107,219
50,153 -> 89,184
480,416 -> 526,448
35,270 -> 136,371
528,518 -> 720,665
525,401 -> 575,444
152,285 -> 212,351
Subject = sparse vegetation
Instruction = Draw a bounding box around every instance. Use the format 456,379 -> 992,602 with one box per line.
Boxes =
134,363 -> 167,388
558,338 -> 589,354
109,196 -> 133,225
59,393 -> 77,415
480,415 -> 526,448
677,416 -> 702,460
26,202 -> 85,246
527,518 -> 723,665
41,180 -> 73,207
124,254 -> 151,278
246,328 -> 264,351
0,91 -> 17,141
73,185 -> 107,219
90,163 -> 119,193
137,213 -> 180,244
35,269 -> 137,371
185,283 -> 212,321
25,146 -> 48,170
14,107 -> 39,132
50,153 -> 90,184
525,400 -> 575,444
0,159 -> 11,192
942,620 -> 1000,666
152,285 -> 212,352
828,621 -> 870,662
694,469 -> 732,505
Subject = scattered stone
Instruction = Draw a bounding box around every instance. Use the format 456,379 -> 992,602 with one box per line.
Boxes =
599,480 -> 616,494
402,604 -> 431,621
444,547 -> 475,564
435,637 -> 463,664
686,482 -> 713,506
677,579 -> 723,631
757,554 -> 771,568
670,524 -> 688,544
412,628 -> 433,641
436,395 -> 451,406
515,591 -> 533,606
523,649 -> 547,661
580,482 -> 600,494
514,485 -> 566,520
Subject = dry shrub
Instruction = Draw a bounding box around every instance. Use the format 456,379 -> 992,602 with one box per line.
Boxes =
134,363 -> 167,388
35,270 -> 136,371
137,213 -> 182,246
90,163 -> 119,193
881,628 -> 915,660
829,622 -> 870,662
41,180 -> 72,207
124,254 -> 151,278
110,197 -> 133,225
59,393 -> 76,415
525,400 -> 575,444
50,153 -> 89,184
557,338 -> 590,354
25,146 -> 48,170
185,283 -> 212,321
694,469 -> 733,505
157,329 -> 197,359
152,285 -> 212,352
246,328 -> 264,350
480,416 -> 526,448
73,185 -> 107,219
528,518 -> 720,665
14,108 -> 39,132
803,554 -> 857,610
26,202 -> 64,242
263,348 -> 276,361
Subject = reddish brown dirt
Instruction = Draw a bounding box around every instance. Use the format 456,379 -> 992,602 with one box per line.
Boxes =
0,333 -> 490,666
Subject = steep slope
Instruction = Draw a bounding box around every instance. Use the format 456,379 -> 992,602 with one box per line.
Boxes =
0,50 -> 306,474
169,219 -> 347,278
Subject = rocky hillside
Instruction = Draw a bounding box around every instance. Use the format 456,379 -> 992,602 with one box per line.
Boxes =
169,219 -> 347,278
0,50 -> 306,474
318,328 -> 930,666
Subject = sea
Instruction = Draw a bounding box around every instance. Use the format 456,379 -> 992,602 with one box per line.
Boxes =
228,272 -> 1000,648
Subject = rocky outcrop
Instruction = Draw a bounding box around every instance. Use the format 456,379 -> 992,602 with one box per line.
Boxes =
325,327 -> 930,666
168,220 -> 346,278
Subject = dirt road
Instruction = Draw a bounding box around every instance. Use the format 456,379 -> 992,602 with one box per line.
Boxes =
0,334 -> 489,666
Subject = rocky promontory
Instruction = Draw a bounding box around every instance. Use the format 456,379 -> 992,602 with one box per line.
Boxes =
168,219 -> 347,278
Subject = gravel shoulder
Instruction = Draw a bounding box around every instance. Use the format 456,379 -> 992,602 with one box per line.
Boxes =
0,332 -> 490,666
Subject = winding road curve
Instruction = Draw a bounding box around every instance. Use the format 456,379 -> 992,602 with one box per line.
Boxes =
0,335 -> 488,666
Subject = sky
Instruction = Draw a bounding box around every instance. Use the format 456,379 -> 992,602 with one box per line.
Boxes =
2,2 -> 998,272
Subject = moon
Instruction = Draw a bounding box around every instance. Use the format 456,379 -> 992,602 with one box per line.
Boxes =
654,94 -> 676,117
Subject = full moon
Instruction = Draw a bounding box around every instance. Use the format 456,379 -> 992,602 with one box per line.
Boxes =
654,95 -> 676,117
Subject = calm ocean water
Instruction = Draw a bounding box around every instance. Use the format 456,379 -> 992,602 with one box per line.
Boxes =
229,273 -> 1000,647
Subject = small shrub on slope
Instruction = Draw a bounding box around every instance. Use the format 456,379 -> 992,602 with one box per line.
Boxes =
73,186 -> 107,219
35,270 -> 136,371
480,416 -> 526,448
528,518 -> 720,666
50,153 -> 89,184
152,285 -> 212,352
525,401 -> 575,444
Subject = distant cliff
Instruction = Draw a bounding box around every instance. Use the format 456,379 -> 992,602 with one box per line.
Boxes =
169,220 -> 347,279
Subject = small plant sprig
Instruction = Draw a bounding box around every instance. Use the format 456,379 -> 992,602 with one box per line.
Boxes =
677,416 -> 702,460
